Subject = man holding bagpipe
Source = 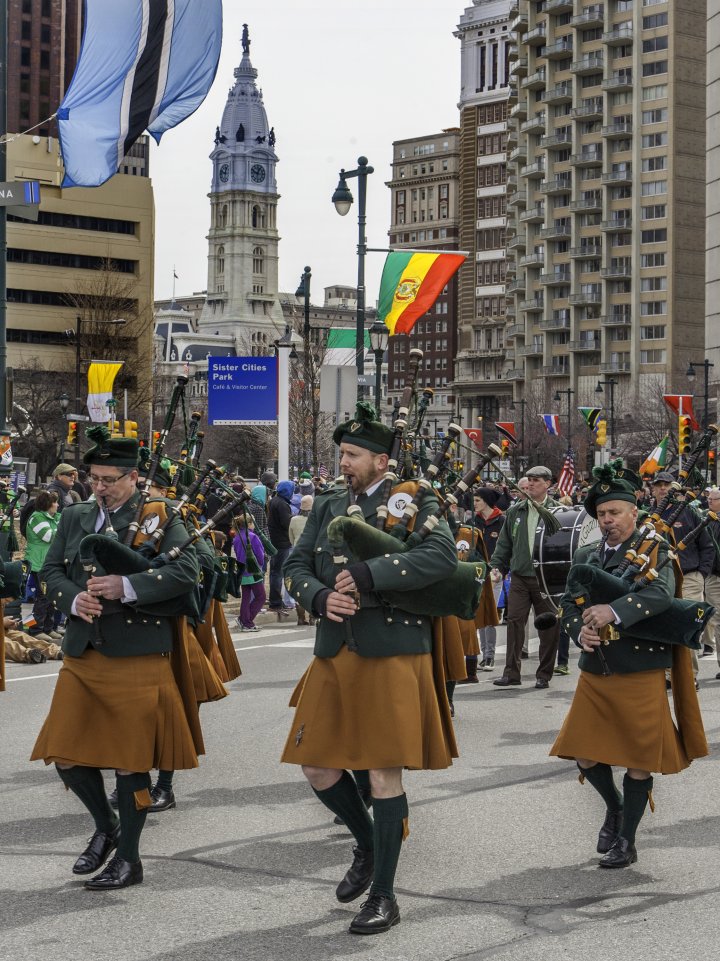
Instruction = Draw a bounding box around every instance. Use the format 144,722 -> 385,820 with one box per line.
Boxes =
30,427 -> 201,890
280,404 -> 458,935
550,466 -> 709,868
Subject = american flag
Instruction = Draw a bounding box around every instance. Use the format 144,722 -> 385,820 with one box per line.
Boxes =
557,448 -> 575,497
318,463 -> 329,479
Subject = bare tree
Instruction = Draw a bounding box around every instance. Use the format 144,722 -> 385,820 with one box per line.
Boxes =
9,363 -> 75,477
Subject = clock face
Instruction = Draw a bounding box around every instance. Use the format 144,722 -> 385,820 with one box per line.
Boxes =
219,163 -> 230,183
250,163 -> 266,184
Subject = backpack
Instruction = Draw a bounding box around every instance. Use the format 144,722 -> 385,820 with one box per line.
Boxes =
19,498 -> 36,538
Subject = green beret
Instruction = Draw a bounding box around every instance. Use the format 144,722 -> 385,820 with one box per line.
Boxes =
83,425 -> 139,469
583,463 -> 637,519
332,401 -> 394,455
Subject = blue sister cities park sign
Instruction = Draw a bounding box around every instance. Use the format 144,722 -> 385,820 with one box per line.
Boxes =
208,356 -> 278,426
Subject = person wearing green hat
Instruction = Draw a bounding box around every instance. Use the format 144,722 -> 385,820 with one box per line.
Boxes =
281,402 -> 458,936
550,464 -> 708,869
30,425 -> 201,891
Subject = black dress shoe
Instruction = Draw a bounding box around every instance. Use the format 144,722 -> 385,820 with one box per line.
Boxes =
597,808 -> 623,854
716,672 -> 720,680
149,785 -> 176,812
534,678 -> 549,689
336,846 -> 374,903
349,893 -> 400,934
493,676 -> 521,687
84,855 -> 143,890
108,788 -> 118,809
72,824 -> 120,875
598,837 -> 637,869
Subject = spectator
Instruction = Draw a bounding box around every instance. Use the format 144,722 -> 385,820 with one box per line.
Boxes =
288,495 -> 315,627
247,484 -> 270,541
73,470 -> 92,501
704,487 -> 720,672
471,487 -> 505,672
48,464 -> 77,511
23,490 -> 62,639
267,479 -> 295,618
233,517 -> 266,632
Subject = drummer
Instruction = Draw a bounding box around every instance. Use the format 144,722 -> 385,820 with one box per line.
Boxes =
490,466 -> 561,689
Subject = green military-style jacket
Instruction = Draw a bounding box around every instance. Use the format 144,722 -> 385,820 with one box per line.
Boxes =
41,493 -> 199,658
490,494 -> 560,577
559,533 -> 675,676
284,483 -> 457,659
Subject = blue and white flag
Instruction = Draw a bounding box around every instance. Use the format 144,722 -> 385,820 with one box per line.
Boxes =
541,414 -> 561,436
58,0 -> 223,188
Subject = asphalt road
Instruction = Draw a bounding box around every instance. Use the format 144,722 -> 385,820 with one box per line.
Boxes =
2,622 -> 720,961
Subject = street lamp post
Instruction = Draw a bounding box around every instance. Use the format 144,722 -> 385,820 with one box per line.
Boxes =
69,316 -> 127,411
332,156 -> 374,399
687,360 -> 715,481
368,320 -> 389,418
275,325 -> 294,479
553,387 -> 575,449
595,378 -> 617,456
509,397 -> 527,459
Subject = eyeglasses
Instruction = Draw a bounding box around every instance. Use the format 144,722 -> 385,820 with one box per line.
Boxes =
89,472 -> 129,487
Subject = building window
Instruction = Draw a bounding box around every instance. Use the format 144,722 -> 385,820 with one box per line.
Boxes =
641,204 -> 666,219
252,246 -> 264,274
640,349 -> 666,364
640,252 -> 666,267
217,246 -> 225,275
642,60 -> 668,77
640,301 -> 667,316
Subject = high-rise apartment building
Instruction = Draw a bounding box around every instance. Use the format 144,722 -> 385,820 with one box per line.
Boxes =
707,2 -> 720,408
7,0 -> 82,137
386,130 -> 461,429
454,1 -> 513,428
505,0 -> 706,419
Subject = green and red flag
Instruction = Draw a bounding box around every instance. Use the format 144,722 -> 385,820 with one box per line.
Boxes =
378,250 -> 466,335
578,406 -> 602,431
639,435 -> 670,476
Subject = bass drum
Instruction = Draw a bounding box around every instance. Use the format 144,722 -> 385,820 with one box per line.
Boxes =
532,507 -> 601,609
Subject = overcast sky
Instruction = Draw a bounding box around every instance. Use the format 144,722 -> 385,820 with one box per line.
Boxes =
150,0 -> 466,305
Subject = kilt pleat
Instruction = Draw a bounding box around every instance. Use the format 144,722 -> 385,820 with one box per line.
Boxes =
184,622 -> 228,704
457,617 -> 481,656
433,616 -> 468,681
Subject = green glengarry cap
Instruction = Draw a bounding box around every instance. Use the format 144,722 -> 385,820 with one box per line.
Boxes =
583,462 -> 637,518
332,401 -> 394,455
83,425 -> 139,469
138,446 -> 173,487
609,458 -> 643,492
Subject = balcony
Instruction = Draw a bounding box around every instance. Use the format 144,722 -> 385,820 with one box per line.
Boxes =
506,174 -> 518,190
520,204 -> 545,223
520,296 -> 545,312
505,368 -> 525,381
601,261 -> 632,278
520,158 -> 546,179
506,324 -> 525,340
520,114 -> 546,134
541,130 -> 573,149
506,278 -> 526,294
545,40 -> 574,60
572,99 -> 603,119
520,341 -> 544,356
540,223 -> 572,240
547,0 -> 574,10
510,57 -> 528,78
509,145 -> 527,164
602,168 -> 632,185
540,316 -> 571,331
507,190 -> 527,209
540,269 -> 572,285
570,194 -> 602,212
570,148 -> 603,167
601,216 -> 632,231
603,25 -> 633,45
511,12 -> 528,33
600,362 -> 631,373
570,243 -> 602,258
569,290 -> 602,305
542,365 -> 570,376
600,313 -> 632,326
602,73 -> 633,91
571,6 -> 605,28
510,101 -> 528,121
569,339 -> 601,352
540,176 -> 573,194
507,42 -> 519,61
525,25 -> 547,46
602,120 -> 632,138
571,54 -> 604,75
542,82 -> 573,104
507,233 -> 527,251
519,251 -> 544,267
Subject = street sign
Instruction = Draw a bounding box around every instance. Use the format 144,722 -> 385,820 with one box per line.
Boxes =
207,356 -> 278,425
1,180 -> 41,221
66,413 -> 90,421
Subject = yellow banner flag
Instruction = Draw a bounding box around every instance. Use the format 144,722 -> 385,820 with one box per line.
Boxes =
87,361 -> 124,422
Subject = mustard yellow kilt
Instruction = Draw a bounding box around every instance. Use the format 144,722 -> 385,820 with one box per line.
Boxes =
550,668 -> 690,774
281,645 -> 457,771
183,620 -> 228,704
457,618 -> 481,657
31,649 -> 199,772
434,616 -> 468,681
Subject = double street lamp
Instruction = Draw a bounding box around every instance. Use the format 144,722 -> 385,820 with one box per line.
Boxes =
595,378 -> 617,455
332,156 -> 374,399
368,320 -> 389,418
686,360 -> 714,429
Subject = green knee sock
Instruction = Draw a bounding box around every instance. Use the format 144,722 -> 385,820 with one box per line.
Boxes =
446,680 -> 456,703
55,765 -> 118,834
115,772 -> 152,863
313,770 -> 374,850
352,769 -> 372,804
620,774 -> 653,845
369,793 -> 408,899
156,769 -> 175,792
578,762 -> 623,812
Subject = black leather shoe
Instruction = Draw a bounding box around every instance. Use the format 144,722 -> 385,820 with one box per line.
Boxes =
108,788 -> 118,809
597,808 -> 623,854
349,893 -> 400,934
716,672 -> 720,680
534,679 -> 549,689
72,824 -> 120,875
598,837 -> 637,869
84,855 -> 143,890
493,676 -> 521,687
336,846 -> 374,903
149,785 -> 176,812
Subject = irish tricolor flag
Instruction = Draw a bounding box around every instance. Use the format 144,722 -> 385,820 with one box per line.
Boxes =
378,250 -> 466,335
639,436 -> 670,476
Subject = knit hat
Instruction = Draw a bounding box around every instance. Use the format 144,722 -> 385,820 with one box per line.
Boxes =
250,484 -> 267,505
474,486 -> 500,508
299,471 -> 312,480
300,494 -> 314,511
82,425 -> 139,469
583,463 -> 637,519
332,401 -> 394,455
53,463 -> 76,477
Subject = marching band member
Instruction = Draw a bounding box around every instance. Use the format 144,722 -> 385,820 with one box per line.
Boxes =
281,405 -> 458,935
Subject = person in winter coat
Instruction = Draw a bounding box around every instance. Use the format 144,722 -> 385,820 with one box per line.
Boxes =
23,489 -> 62,637
267,480 -> 295,617
233,517 -> 266,632
288,495 -> 315,626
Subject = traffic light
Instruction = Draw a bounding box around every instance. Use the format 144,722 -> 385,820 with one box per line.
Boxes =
595,418 -> 607,446
109,419 -> 121,436
124,420 -> 138,439
501,438 -> 511,460
678,415 -> 692,455
709,450 -> 716,466
66,421 -> 77,445
152,431 -> 161,450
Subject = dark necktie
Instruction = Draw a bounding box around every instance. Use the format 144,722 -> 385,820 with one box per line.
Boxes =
356,492 -> 368,505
